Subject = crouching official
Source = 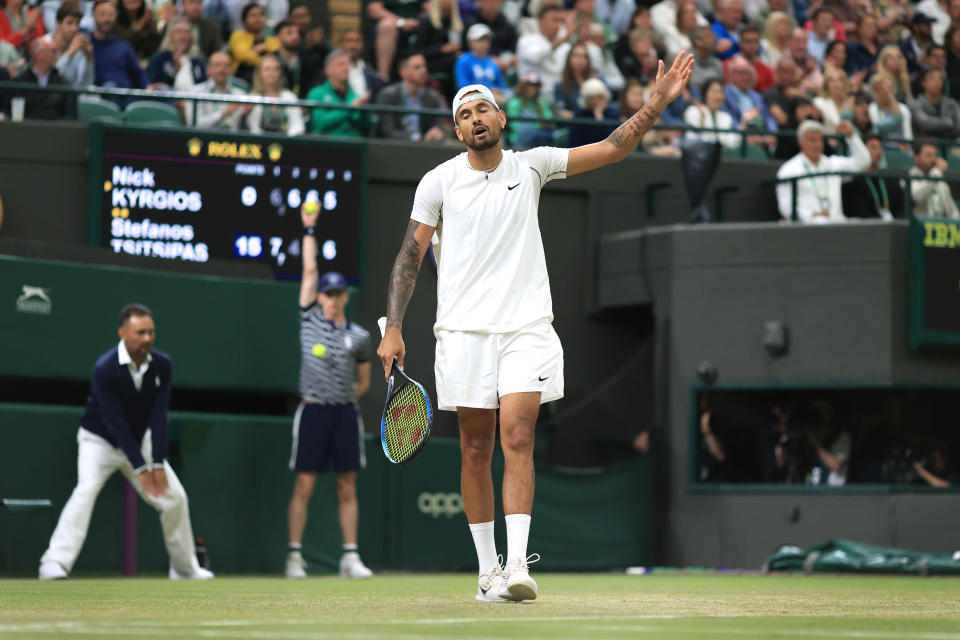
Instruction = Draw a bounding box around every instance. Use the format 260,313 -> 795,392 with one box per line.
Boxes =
38,304 -> 213,581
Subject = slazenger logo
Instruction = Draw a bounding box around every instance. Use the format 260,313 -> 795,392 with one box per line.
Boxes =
16,285 -> 52,315
417,492 -> 463,519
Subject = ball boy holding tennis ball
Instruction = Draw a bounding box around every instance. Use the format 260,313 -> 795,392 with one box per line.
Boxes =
377,54 -> 694,601
285,202 -> 375,580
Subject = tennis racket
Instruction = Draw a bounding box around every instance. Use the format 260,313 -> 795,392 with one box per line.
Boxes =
377,317 -> 433,465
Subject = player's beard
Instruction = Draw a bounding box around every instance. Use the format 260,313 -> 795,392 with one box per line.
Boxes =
465,124 -> 502,152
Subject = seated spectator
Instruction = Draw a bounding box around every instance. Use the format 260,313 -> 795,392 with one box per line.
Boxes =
712,0 -> 744,62
461,0 -> 517,75
947,26 -> 960,101
455,23 -> 508,95
844,90 -> 873,137
222,0 -> 288,35
776,119 -> 871,223
689,25 -> 723,90
773,96 -> 822,159
912,68 -> 960,138
340,29 -> 384,103
91,0 -> 148,90
41,0 -> 95,35
189,50 -> 249,129
915,0 -> 951,45
761,56 -> 802,129
806,5 -> 835,65
916,44 -> 949,97
823,39 -> 847,73
414,0 -> 464,97
307,49 -> 371,137
516,4 -> 569,104
168,0 -> 222,59
663,0 -> 697,60
0,35 -> 20,72
367,0 -> 422,80
584,23 -> 624,94
503,72 -> 553,149
842,133 -> 905,220
0,0 -> 44,51
288,3 -> 326,58
568,77 -> 619,147
901,12 -> 935,75
13,38 -> 68,118
43,3 -> 93,87
247,54 -> 304,135
375,52 -> 447,141
760,10 -> 793,66
229,3 -> 279,85
845,14 -> 878,75
724,25 -> 774,92
555,42 -> 595,116
813,67 -> 851,134
272,18 -> 317,97
868,75 -> 912,145
650,0 -> 706,58
913,445 -> 958,488
147,17 -> 206,90
684,78 -> 742,150
875,45 -> 911,103
614,4 -> 657,63
616,28 -> 659,86
115,0 -> 160,61
909,138 -> 960,218
787,26 -> 823,94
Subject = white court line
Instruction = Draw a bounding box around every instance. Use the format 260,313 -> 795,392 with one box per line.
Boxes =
587,625 -> 960,640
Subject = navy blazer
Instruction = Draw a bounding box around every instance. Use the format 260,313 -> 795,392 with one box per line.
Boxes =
80,346 -> 172,472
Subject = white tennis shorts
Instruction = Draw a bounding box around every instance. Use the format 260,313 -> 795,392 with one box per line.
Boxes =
434,319 -> 564,411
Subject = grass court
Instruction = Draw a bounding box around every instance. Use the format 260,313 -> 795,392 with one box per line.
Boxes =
1,573 -> 958,639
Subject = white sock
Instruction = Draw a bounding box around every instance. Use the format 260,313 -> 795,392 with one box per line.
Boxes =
468,521 -> 497,575
505,513 -> 531,565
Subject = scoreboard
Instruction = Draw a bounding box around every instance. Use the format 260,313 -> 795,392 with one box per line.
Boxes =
909,216 -> 960,348
87,124 -> 366,283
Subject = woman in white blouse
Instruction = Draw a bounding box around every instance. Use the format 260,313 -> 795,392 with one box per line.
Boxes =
683,78 -> 742,150
812,67 -> 851,134
664,1 -> 698,60
760,11 -> 794,66
868,74 -> 912,146
246,55 -> 305,136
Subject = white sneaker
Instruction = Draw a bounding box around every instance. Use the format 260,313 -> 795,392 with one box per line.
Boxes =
476,556 -> 510,602
285,551 -> 307,579
338,552 -> 373,579
168,566 -> 215,580
502,554 -> 540,601
38,561 -> 67,581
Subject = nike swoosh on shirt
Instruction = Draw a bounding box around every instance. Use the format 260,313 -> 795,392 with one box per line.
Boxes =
507,183 -> 520,190
538,376 -> 549,382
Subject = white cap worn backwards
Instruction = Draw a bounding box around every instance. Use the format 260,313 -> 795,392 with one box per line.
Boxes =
452,84 -> 500,121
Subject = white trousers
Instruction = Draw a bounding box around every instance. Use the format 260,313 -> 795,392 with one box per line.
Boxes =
40,427 -> 200,575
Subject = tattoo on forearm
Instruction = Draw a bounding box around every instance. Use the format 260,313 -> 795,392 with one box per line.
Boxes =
386,220 -> 422,329
607,104 -> 662,149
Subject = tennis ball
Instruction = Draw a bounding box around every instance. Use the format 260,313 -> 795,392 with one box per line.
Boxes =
311,343 -> 327,358
304,200 -> 319,215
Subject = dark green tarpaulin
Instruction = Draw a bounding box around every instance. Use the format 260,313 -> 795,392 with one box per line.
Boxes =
766,539 -> 960,575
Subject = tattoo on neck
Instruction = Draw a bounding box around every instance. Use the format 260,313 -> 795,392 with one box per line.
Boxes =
607,104 -> 662,149
386,220 -> 422,329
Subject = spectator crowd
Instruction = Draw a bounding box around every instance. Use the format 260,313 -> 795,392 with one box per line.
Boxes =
2,0 -> 960,219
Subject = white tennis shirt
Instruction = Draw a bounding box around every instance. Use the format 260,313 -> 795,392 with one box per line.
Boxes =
410,147 -> 569,334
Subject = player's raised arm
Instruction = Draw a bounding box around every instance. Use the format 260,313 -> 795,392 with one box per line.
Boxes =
566,52 -> 694,177
299,201 -> 320,308
377,219 -> 435,377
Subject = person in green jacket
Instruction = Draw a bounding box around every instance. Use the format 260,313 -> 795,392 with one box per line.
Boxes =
503,72 -> 554,150
307,49 -> 372,137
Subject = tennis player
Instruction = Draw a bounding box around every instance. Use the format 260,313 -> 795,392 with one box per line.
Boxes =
377,52 -> 695,602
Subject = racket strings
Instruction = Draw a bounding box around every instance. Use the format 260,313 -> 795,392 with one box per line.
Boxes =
383,383 -> 430,462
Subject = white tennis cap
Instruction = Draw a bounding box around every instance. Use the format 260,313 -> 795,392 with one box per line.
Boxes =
452,84 -> 500,120
466,23 -> 493,41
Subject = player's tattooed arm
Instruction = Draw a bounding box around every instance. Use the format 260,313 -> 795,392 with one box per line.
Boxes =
606,104 -> 663,149
386,220 -> 429,329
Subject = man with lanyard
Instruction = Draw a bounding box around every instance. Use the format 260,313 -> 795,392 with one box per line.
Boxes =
285,204 -> 374,579
842,134 -> 905,219
776,119 -> 871,223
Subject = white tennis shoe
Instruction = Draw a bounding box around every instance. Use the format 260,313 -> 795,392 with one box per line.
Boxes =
38,561 -> 67,580
285,551 -> 307,579
502,553 -> 540,601
476,556 -> 510,602
339,552 -> 373,579
168,566 -> 215,580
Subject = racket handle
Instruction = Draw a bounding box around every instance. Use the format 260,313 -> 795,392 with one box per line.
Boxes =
377,316 -> 387,338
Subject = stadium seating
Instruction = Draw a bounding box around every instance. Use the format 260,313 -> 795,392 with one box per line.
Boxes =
122,100 -> 183,126
77,97 -> 123,123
